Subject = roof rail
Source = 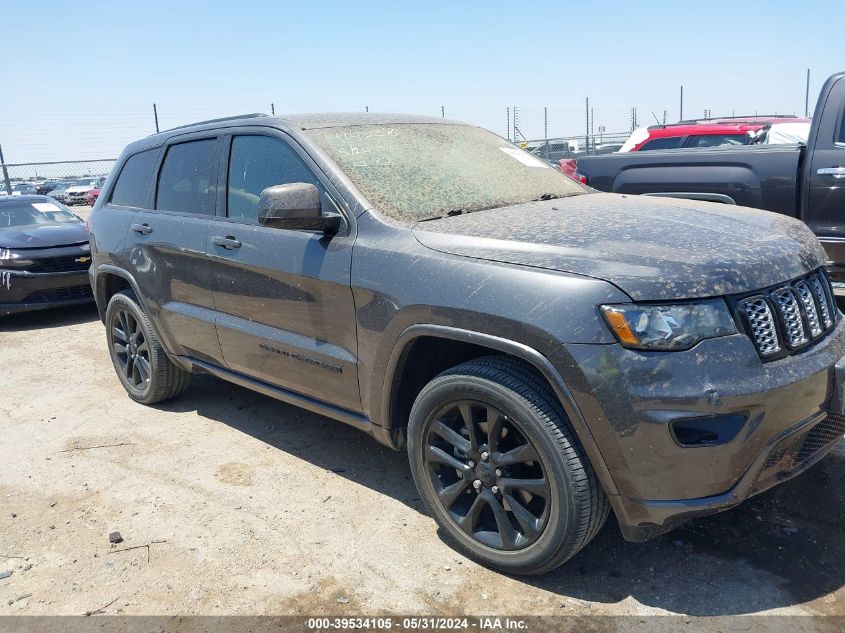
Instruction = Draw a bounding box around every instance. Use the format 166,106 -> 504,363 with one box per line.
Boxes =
157,113 -> 269,134
676,114 -> 798,124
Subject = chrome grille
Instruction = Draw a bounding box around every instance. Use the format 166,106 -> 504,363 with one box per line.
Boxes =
738,270 -> 837,360
795,281 -> 822,337
772,288 -> 806,348
742,297 -> 780,356
810,275 -> 833,328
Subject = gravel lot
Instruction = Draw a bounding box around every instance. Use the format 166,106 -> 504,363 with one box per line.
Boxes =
1,214 -> 844,619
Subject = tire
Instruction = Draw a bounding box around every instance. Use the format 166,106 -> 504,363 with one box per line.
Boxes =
407,355 -> 609,575
104,289 -> 191,405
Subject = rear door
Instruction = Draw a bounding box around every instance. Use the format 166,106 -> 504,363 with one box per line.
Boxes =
123,134 -> 224,365
207,130 -> 361,412
806,75 -> 845,274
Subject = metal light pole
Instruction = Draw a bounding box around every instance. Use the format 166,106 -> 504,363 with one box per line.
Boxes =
805,69 -> 811,117
680,85 -> 684,121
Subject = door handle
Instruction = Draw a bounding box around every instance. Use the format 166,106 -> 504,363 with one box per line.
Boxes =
817,167 -> 845,179
130,223 -> 153,235
211,235 -> 242,250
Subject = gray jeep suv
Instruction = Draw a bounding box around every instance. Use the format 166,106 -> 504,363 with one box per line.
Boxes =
88,113 -> 845,575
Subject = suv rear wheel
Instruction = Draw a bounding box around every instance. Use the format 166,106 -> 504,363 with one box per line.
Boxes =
407,356 -> 608,575
105,289 -> 191,404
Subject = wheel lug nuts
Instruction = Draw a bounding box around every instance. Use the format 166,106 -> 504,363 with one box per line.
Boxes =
472,480 -> 481,490
495,469 -> 502,477
467,460 -> 475,468
491,485 -> 499,494
481,451 -> 489,461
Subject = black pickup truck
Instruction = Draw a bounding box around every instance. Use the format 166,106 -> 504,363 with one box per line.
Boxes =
576,72 -> 845,297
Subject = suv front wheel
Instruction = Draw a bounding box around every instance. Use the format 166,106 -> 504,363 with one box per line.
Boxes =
105,289 -> 191,405
407,356 -> 609,575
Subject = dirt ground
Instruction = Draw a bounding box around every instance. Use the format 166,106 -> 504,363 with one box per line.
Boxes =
1,286 -> 844,619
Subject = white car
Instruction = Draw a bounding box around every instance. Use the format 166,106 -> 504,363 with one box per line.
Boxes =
64,178 -> 102,206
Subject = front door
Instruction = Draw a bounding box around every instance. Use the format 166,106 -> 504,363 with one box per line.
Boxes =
207,132 -> 361,413
806,75 -> 845,281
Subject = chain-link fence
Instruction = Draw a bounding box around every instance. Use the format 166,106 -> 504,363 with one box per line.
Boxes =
519,131 -> 631,162
0,128 -> 636,198
0,159 -> 116,203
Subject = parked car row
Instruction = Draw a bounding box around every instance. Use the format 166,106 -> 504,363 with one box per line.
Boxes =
2,177 -> 106,206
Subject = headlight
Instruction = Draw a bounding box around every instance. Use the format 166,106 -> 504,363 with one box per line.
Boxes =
0,252 -> 34,269
600,300 -> 737,350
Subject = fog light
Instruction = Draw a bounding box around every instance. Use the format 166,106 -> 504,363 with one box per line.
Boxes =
670,414 -> 746,447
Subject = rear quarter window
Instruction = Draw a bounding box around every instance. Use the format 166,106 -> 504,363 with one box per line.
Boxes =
110,149 -> 158,208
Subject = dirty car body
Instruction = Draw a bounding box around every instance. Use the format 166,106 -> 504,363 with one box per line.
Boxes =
87,113 -> 845,571
0,195 -> 93,315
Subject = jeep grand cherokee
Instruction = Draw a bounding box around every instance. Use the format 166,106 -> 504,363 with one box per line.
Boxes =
87,113 -> 845,575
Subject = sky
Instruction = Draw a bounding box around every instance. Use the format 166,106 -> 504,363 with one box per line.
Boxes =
1,0 -> 843,164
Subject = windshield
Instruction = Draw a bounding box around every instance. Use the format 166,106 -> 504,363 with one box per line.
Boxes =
0,200 -> 81,227
305,123 -> 585,222
72,179 -> 98,187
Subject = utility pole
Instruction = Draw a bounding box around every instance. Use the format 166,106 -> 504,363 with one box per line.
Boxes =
585,97 -> 590,154
544,106 -> 549,160
805,68 -> 811,117
680,85 -> 684,121
271,103 -> 275,115
630,107 -> 638,131
153,103 -> 160,133
512,106 -> 522,144
506,107 -> 510,141
441,105 -> 445,118
365,105 -> 369,112
0,143 -> 11,195
663,110 -> 667,125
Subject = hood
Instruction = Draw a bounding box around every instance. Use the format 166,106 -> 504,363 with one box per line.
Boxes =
411,193 -> 826,301
0,222 -> 89,249
66,186 -> 93,194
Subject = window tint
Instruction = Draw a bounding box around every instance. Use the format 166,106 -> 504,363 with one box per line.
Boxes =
639,136 -> 684,151
110,149 -> 157,207
227,135 -> 322,223
155,139 -> 218,214
683,134 -> 747,148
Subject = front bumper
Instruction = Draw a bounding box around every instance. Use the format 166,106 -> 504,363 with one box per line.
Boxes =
65,196 -> 88,206
1,245 -> 94,316
0,270 -> 92,315
552,317 -> 845,540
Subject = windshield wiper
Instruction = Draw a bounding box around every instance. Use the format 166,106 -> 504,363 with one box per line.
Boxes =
417,208 -> 466,222
532,192 -> 584,202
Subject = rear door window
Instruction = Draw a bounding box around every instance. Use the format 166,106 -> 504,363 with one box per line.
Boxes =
683,134 -> 747,148
110,149 -> 158,208
638,136 -> 684,151
155,139 -> 218,215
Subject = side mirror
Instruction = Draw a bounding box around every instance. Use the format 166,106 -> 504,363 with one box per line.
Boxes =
258,183 -> 341,234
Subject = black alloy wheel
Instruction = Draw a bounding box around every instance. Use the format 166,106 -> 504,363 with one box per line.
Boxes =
423,399 -> 551,550
110,307 -> 151,391
104,289 -> 191,405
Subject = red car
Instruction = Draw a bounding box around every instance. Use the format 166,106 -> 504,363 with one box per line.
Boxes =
618,122 -> 764,152
86,187 -> 101,206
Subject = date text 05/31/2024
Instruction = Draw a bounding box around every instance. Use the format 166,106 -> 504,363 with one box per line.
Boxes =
306,617 -> 528,631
